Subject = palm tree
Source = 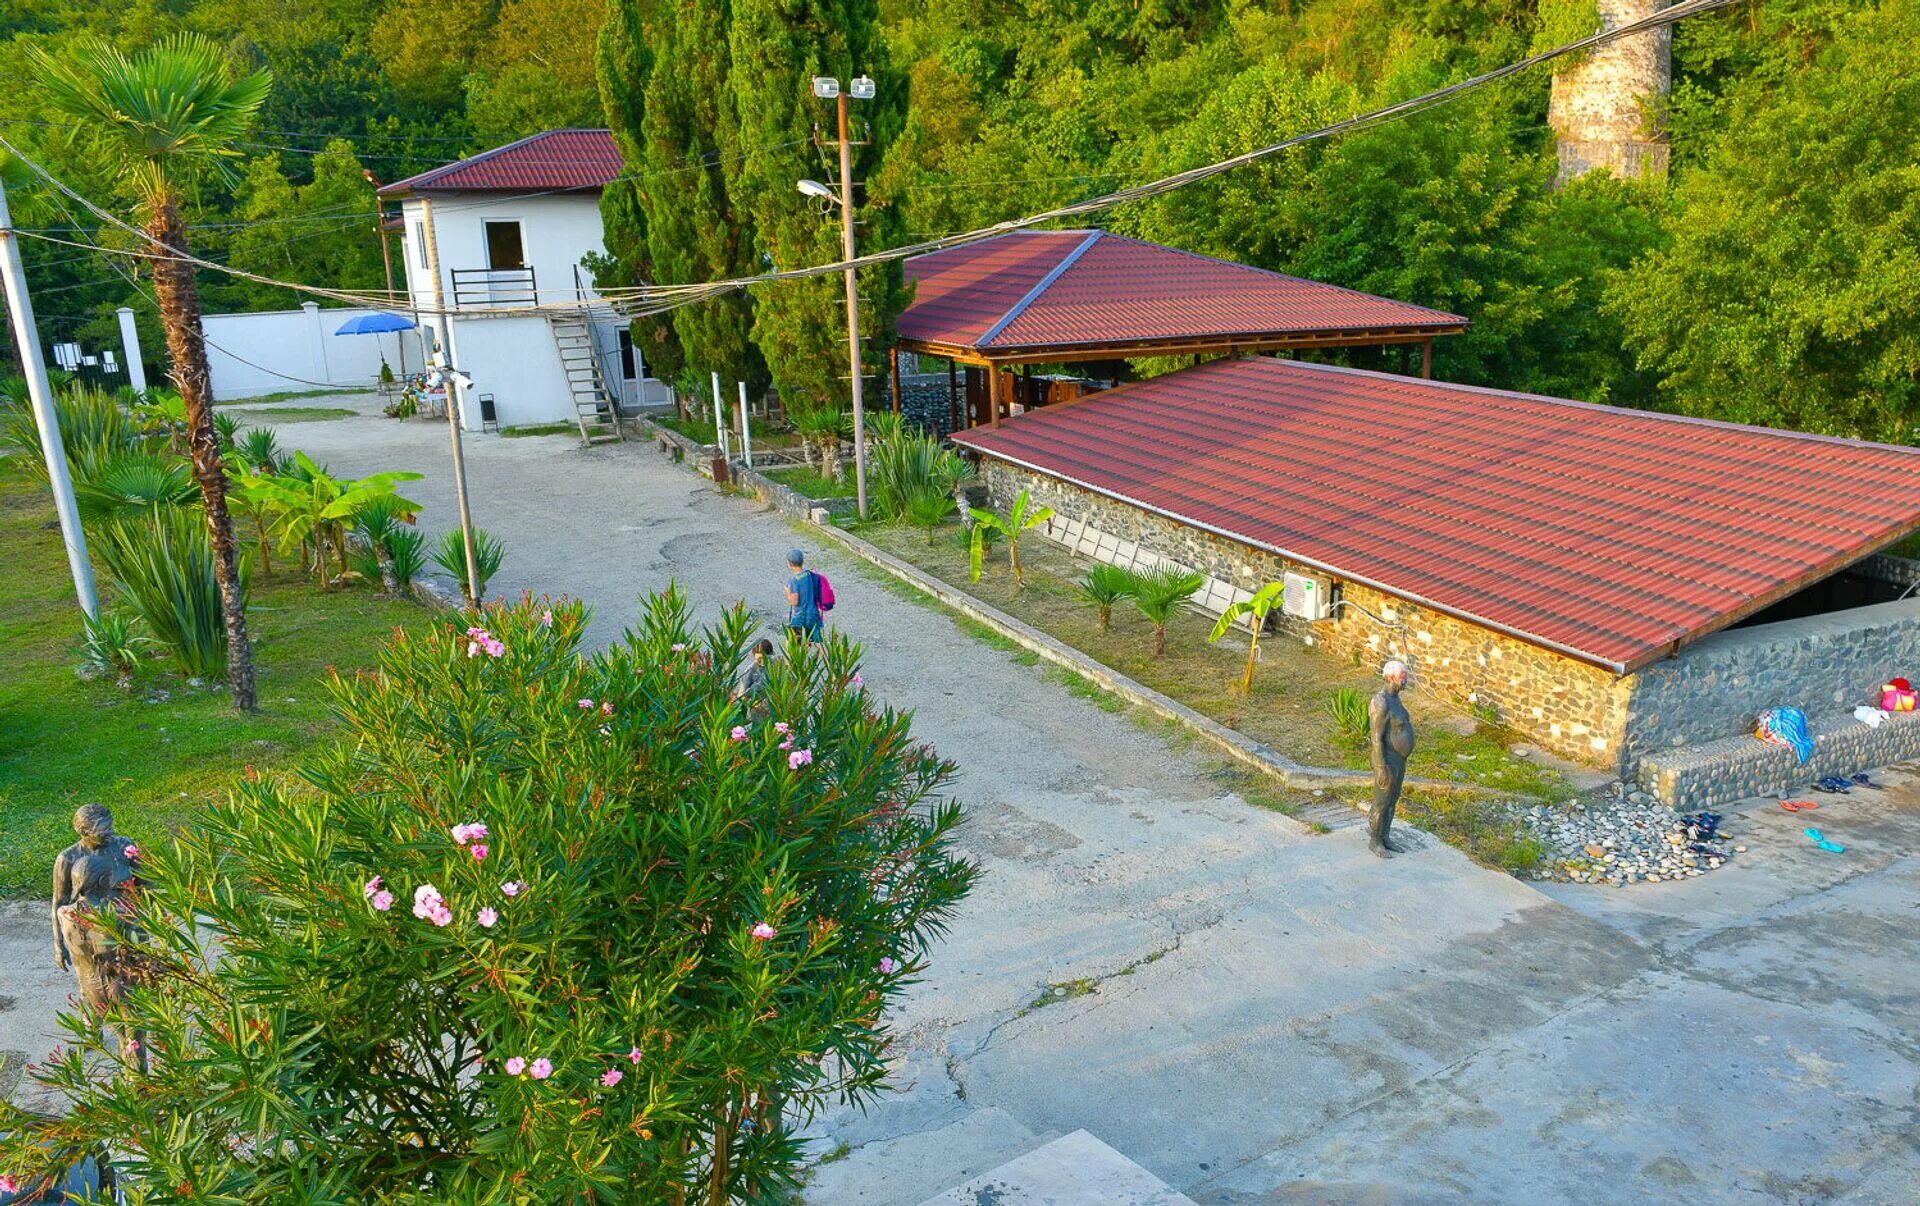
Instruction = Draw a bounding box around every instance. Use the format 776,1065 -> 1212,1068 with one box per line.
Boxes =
1209,581 -> 1285,691
34,35 -> 271,711
1127,566 -> 1204,656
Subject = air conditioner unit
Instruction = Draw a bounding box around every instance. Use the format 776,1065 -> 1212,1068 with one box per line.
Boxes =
1282,570 -> 1331,621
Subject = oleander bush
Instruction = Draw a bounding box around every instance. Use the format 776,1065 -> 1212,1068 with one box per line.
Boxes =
0,591 -> 974,1202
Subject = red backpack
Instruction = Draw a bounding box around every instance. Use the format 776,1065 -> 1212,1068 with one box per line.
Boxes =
816,571 -> 835,612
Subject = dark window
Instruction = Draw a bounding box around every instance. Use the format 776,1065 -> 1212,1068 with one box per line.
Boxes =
483,221 -> 525,271
414,221 -> 427,268
618,329 -> 636,380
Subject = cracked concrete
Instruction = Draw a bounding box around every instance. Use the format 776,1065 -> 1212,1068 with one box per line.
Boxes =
6,395 -> 1918,1202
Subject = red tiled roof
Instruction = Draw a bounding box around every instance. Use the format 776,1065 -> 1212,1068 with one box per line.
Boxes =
951,357 -> 1920,672
377,129 -> 622,196
899,231 -> 1466,353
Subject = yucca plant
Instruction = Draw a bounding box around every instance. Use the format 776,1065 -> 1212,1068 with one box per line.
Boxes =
433,526 -> 506,608
1077,563 -> 1135,631
1327,686 -> 1371,746
1208,581 -> 1286,691
89,508 -> 244,680
968,489 -> 1053,587
903,483 -> 956,542
1126,565 -> 1204,656
231,426 -> 281,475
1,384 -> 141,486
213,410 -> 243,450
77,610 -> 158,687
352,496 -> 426,594
73,449 -> 198,523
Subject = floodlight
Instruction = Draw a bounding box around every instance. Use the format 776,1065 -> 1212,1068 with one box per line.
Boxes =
849,76 -> 876,99
797,179 -> 836,201
811,76 -> 839,98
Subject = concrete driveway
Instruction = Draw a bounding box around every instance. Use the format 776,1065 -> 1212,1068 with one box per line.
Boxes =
7,394 -> 1919,1202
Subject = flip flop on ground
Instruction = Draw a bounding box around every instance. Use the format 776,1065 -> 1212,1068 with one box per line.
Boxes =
1803,827 -> 1846,853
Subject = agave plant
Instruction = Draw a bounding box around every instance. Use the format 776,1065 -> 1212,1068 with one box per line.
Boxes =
968,488 -> 1053,587
1208,581 -> 1286,691
78,610 -> 158,687
352,496 -> 426,593
89,508 -> 243,680
1126,565 -> 1204,656
1327,686 -> 1371,746
231,426 -> 281,475
73,449 -> 199,522
213,411 -> 243,450
1076,563 -> 1136,632
432,526 -> 505,608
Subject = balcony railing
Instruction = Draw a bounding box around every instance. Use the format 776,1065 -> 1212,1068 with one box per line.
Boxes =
450,266 -> 538,308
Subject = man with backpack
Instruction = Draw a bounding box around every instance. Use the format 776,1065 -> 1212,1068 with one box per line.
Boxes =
785,548 -> 834,642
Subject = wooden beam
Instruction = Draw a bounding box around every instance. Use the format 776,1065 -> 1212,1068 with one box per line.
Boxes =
889,345 -> 902,414
988,364 -> 1002,428
948,359 -> 960,431
1420,338 -> 1434,379
897,326 -> 1469,368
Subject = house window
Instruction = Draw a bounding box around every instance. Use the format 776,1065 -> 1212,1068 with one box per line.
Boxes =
618,329 -> 636,380
483,220 -> 525,271
414,221 -> 428,269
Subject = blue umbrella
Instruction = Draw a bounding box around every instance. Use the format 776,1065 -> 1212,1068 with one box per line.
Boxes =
333,312 -> 416,335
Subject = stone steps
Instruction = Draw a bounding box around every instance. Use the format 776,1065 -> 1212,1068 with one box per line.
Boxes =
1636,708 -> 1920,809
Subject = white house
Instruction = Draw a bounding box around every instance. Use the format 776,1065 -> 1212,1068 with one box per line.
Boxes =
380,129 -> 663,435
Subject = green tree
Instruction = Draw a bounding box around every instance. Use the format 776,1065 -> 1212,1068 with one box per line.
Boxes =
224,142 -> 388,310
1208,580 -> 1284,691
726,0 -> 909,409
33,34 -> 270,712
1607,1 -> 1920,439
465,0 -> 607,142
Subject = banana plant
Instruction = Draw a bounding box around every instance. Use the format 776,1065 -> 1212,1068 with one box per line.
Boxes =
968,488 -> 1053,587
248,452 -> 422,588
1209,581 -> 1285,691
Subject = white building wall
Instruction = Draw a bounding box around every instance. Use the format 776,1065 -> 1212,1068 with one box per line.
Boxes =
202,302 -> 425,401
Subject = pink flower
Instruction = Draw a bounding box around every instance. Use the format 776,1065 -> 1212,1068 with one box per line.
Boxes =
601,700 -> 615,716
123,843 -> 141,862
774,721 -> 790,735
530,1058 -> 553,1080
505,1056 -> 526,1077
363,875 -> 383,898
0,1175 -> 17,1194
627,1046 -> 643,1064
788,748 -> 814,770
578,698 -> 595,710
371,890 -> 394,912
412,884 -> 444,920
470,843 -> 489,862
465,627 -> 505,659
779,738 -> 792,751
750,923 -> 777,941
501,880 -> 527,897
450,823 -> 489,845
853,673 -> 864,686
730,725 -> 748,741
879,956 -> 900,974
429,904 -> 453,927
477,907 -> 498,928
599,1067 -> 623,1088
672,643 -> 687,652
540,610 -> 553,627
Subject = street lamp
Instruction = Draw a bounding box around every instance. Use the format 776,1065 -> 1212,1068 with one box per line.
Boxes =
806,74 -> 877,518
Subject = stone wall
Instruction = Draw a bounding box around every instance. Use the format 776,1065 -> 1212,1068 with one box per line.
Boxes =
1547,0 -> 1672,183
1622,597 -> 1920,761
982,461 -> 1631,766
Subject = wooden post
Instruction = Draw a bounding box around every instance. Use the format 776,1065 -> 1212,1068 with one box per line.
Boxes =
988,364 -> 1002,428
890,345 -> 902,415
1420,338 -> 1433,379
948,359 -> 960,430
1022,364 -> 1033,413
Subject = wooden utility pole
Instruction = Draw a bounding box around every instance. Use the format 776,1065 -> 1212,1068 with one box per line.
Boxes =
835,89 -> 870,518
419,198 -> 482,606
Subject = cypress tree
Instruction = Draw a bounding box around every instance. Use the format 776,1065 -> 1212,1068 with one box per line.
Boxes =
726,0 -> 908,410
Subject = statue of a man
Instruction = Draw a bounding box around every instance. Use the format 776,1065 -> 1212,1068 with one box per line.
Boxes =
1368,660 -> 1416,857
51,804 -> 146,1070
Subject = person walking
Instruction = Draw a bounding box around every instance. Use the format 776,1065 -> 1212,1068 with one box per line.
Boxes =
785,548 -> 826,642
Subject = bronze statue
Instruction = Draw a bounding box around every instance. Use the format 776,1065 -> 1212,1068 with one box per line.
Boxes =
51,804 -> 146,1071
1368,660 -> 1416,857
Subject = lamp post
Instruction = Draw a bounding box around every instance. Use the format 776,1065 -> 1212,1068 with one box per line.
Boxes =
802,73 -> 876,519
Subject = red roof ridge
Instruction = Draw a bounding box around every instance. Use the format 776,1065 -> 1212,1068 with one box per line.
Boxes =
378,128 -> 619,197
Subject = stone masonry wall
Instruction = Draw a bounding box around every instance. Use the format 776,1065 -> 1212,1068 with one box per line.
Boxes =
982,461 -> 1630,766
1622,597 -> 1920,761
1548,0 -> 1672,183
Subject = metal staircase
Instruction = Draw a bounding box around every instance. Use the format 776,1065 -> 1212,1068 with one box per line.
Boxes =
547,266 -> 625,446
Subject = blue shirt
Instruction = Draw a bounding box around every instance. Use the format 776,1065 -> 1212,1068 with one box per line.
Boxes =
788,570 -> 822,629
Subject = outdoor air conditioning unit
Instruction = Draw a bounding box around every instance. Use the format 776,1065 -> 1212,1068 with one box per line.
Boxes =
1282,570 -> 1332,621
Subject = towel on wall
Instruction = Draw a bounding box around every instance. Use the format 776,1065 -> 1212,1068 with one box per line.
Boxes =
1756,706 -> 1815,763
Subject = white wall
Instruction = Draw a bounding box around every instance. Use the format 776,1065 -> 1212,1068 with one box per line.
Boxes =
203,302 -> 425,401
398,193 -> 609,312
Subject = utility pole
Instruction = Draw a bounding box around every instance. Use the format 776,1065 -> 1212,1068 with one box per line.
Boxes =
419,198 -> 482,607
364,170 -> 404,378
835,84 -> 870,519
0,176 -> 98,620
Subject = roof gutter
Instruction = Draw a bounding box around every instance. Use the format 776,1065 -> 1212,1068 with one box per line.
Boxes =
956,441 -> 1634,676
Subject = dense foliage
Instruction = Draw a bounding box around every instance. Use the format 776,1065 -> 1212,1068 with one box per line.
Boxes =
0,593 -> 975,1201
3,1 -> 1916,437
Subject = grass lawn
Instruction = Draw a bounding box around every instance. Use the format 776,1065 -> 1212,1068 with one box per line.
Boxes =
859,519 -> 1565,869
224,406 -> 356,424
216,388 -> 362,406
500,422 -> 585,438
654,412 -> 804,451
0,463 -> 431,896
764,465 -> 858,501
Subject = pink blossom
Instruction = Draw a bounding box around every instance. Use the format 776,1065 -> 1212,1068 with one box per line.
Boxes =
599,1067 -> 624,1088
470,843 -> 489,862
0,1175 -> 17,1194
541,610 -> 553,627
601,700 -> 615,716
429,904 -> 453,927
578,698 -> 596,710
123,843 -> 141,862
501,880 -> 527,897
465,627 -> 505,659
750,923 -> 777,941
363,875 -> 383,899
774,721 -> 791,735
779,738 -> 792,751
852,673 -> 863,687
879,956 -> 900,975
730,725 -> 748,741
477,907 -> 499,928
505,1057 -> 526,1077
627,1046 -> 643,1064
672,643 -> 687,653
530,1058 -> 553,1080
370,890 -> 394,912
788,748 -> 814,770
412,884 -> 444,920
450,822 -> 489,845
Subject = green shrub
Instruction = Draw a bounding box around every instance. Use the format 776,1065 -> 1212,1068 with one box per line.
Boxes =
903,483 -> 956,541
230,426 -> 281,475
73,449 -> 198,523
0,384 -> 141,486
1076,563 -> 1135,631
433,525 -> 505,607
1327,686 -> 1371,745
1125,565 -> 1203,655
0,592 -> 975,1200
351,498 -> 428,592
213,410 -> 243,449
870,430 -> 972,521
89,508 -> 243,680
76,609 -> 157,685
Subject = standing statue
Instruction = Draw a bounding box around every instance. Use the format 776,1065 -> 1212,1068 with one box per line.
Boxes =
1368,660 -> 1416,857
51,804 -> 147,1071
